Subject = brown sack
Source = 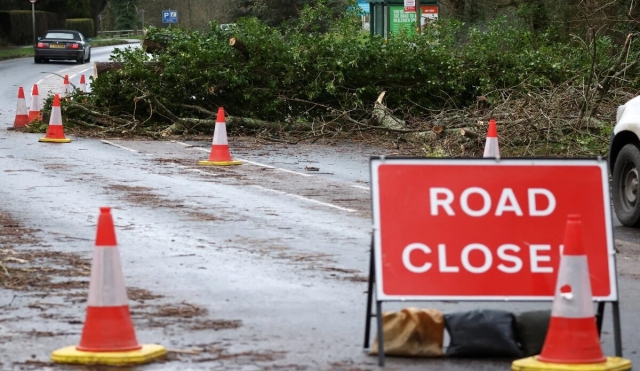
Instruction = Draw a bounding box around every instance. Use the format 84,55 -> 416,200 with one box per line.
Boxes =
370,308 -> 444,357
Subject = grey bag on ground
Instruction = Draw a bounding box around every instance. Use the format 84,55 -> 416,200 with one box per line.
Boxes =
444,309 -> 523,358
514,310 -> 551,357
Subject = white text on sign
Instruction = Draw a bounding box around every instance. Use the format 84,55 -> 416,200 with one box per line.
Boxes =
429,187 -> 556,217
402,243 -> 556,274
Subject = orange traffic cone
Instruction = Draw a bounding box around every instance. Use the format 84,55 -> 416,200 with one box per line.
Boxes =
51,207 -> 166,366
62,74 -> 70,97
39,94 -> 71,143
511,215 -> 631,371
12,87 -> 29,128
79,75 -> 86,92
483,119 -> 499,158
198,107 -> 242,166
29,84 -> 41,123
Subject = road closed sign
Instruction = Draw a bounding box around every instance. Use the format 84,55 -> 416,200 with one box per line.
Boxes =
370,158 -> 617,301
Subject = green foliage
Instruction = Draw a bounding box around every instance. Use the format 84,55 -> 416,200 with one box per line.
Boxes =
0,10 -> 61,45
110,0 -> 138,30
65,18 -> 95,37
88,1 -> 632,127
66,0 -> 91,18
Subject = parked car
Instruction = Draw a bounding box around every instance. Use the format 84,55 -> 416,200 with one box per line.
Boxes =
609,95 -> 640,227
34,30 -> 91,64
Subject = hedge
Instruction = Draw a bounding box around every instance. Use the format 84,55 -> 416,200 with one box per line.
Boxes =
65,18 -> 95,38
0,10 -> 60,45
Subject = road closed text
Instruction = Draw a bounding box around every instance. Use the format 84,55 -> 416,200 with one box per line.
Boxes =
402,242 -> 555,274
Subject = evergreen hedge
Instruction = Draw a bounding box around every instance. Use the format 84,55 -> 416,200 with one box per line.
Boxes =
0,10 -> 60,45
65,18 -> 95,38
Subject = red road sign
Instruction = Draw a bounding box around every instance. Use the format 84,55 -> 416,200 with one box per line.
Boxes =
404,0 -> 416,12
371,158 -> 617,301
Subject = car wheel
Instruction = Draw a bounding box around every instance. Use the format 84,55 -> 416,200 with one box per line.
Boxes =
76,57 -> 84,64
43,58 -> 49,63
34,57 -> 42,64
612,143 -> 640,227
86,52 -> 91,62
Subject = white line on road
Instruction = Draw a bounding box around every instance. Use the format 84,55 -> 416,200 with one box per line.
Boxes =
101,140 -> 140,153
175,141 -> 312,177
100,140 -> 357,213
352,185 -> 370,191
253,185 -> 356,213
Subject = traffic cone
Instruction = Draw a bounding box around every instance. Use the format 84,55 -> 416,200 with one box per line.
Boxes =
38,94 -> 72,143
51,207 -> 166,366
198,107 -> 242,166
12,87 -> 29,128
62,74 -> 70,97
483,119 -> 500,158
511,215 -> 632,371
29,84 -> 41,123
79,74 -> 86,92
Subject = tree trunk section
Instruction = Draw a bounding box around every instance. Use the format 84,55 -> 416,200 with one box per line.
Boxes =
229,37 -> 250,60
94,62 -> 161,78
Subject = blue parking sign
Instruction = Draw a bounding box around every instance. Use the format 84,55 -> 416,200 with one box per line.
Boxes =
162,9 -> 178,23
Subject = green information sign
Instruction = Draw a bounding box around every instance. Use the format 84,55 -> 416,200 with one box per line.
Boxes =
389,5 -> 416,34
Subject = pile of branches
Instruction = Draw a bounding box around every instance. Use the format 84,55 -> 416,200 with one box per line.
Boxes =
41,3 -> 640,157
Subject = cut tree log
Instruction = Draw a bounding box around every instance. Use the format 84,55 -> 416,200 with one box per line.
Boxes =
229,37 -> 250,60
142,38 -> 166,55
93,62 -> 162,78
372,92 -> 435,141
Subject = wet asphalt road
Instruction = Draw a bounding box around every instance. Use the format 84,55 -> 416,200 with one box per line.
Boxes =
0,46 -> 639,370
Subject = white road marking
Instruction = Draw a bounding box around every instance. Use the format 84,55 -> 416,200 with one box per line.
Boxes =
175,141 -> 312,177
101,140 -> 358,212
101,140 -> 139,153
352,185 -> 370,191
253,185 -> 356,213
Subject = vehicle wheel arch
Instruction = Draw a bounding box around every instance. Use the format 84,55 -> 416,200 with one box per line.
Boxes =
610,130 -> 640,172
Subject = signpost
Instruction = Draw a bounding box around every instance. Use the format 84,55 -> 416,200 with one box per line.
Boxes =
162,9 -> 178,25
30,0 -> 36,46
363,157 -> 622,366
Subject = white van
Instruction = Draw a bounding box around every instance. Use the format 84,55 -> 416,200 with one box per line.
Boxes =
610,95 -> 640,227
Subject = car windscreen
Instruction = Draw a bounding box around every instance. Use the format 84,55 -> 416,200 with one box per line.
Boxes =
45,33 -> 77,40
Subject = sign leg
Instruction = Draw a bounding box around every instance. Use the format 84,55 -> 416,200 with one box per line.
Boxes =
364,241 -> 375,349
596,301 -> 605,337
612,301 -> 623,357
376,300 -> 385,367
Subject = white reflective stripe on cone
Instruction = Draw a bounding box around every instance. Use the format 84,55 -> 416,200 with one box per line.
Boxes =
49,107 -> 63,126
212,122 -> 228,145
483,137 -> 500,158
17,99 -> 27,114
87,247 -> 129,307
551,255 -> 594,318
30,96 -> 40,111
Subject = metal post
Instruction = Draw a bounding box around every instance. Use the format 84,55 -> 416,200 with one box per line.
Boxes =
612,301 -> 623,357
363,239 -> 375,349
141,9 -> 145,31
416,0 -> 421,34
31,2 -> 36,46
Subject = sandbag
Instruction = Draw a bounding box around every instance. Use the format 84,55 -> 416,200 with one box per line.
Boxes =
444,309 -> 523,358
514,310 -> 551,357
370,307 -> 444,357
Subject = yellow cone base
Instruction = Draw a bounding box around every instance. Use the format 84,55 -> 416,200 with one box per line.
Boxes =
39,138 -> 72,143
198,160 -> 242,166
51,344 -> 166,366
512,356 -> 632,371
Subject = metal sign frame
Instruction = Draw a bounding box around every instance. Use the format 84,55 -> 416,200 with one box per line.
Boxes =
362,156 -> 623,367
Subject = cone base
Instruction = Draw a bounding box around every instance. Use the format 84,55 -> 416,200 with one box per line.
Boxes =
198,160 -> 242,166
51,344 -> 166,366
39,137 -> 72,143
512,356 -> 632,371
